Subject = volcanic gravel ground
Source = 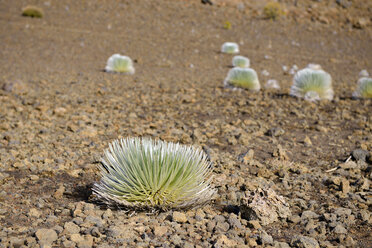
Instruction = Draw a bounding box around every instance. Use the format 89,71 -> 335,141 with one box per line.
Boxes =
0,0 -> 371,247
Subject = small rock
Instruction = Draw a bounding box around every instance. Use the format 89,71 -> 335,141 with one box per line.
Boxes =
267,127 -> 285,137
259,230 -> 273,245
265,79 -> 280,89
170,234 -> 182,245
70,233 -> 84,243
9,237 -> 24,248
64,221 -> 80,234
336,0 -> 351,8
333,224 -> 347,234
102,209 -> 113,219
173,211 -> 187,223
274,241 -> 291,248
53,107 -> 67,116
29,208 -> 41,218
228,215 -> 243,229
80,126 -> 98,138
215,234 -> 238,247
352,149 -> 369,162
353,17 -> 369,29
359,209 -> 370,222
1,80 -> 28,94
247,220 -> 261,229
291,235 -> 320,248
62,240 -> 76,248
340,179 -> 350,194
154,226 -> 168,236
304,136 -> 312,146
261,70 -> 270,77
54,185 -> 65,199
238,149 -> 254,163
289,215 -> 301,224
301,211 -> 319,220
273,145 -> 289,160
35,228 -> 58,245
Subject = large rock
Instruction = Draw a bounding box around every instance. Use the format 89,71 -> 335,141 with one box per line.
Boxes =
240,187 -> 291,225
291,235 -> 319,248
35,228 -> 58,246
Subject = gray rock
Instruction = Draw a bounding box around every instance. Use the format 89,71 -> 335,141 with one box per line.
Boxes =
241,187 -> 291,225
289,215 -> 301,224
336,0 -> 352,8
291,235 -> 319,248
259,230 -> 273,245
334,208 -> 352,217
64,221 -> 80,234
352,149 -> 369,162
301,211 -> 319,220
228,215 -> 243,229
35,228 -> 58,245
215,221 -> 230,232
333,224 -> 347,234
9,237 -> 24,248
274,241 -> 291,248
84,215 -> 103,227
214,215 -> 226,223
267,127 -> 285,137
170,234 -> 182,245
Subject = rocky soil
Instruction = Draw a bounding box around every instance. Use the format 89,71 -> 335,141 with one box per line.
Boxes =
0,0 -> 371,247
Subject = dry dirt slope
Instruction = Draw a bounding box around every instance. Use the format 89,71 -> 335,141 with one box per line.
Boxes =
0,0 -> 371,247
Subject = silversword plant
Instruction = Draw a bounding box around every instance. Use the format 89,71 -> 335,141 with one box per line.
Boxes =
232,56 -> 250,68
105,54 -> 135,74
224,67 -> 260,91
290,68 -> 334,101
93,137 -> 215,209
221,42 -> 239,54
352,77 -> 372,99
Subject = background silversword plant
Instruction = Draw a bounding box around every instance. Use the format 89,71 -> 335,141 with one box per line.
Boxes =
352,77 -> 372,99
221,42 -> 239,54
290,68 -> 334,101
224,67 -> 260,91
93,137 -> 216,209
105,54 -> 135,74
232,56 -> 250,68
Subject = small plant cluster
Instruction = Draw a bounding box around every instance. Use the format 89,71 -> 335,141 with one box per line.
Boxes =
221,43 -> 260,91
105,54 -> 135,74
263,2 -> 284,20
22,6 -> 43,18
93,137 -> 216,209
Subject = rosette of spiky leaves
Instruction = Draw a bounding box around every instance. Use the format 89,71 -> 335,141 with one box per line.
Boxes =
105,54 -> 135,74
93,137 -> 215,210
221,42 -> 239,54
352,77 -> 372,99
290,68 -> 333,101
232,56 -> 250,68
224,67 -> 260,91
